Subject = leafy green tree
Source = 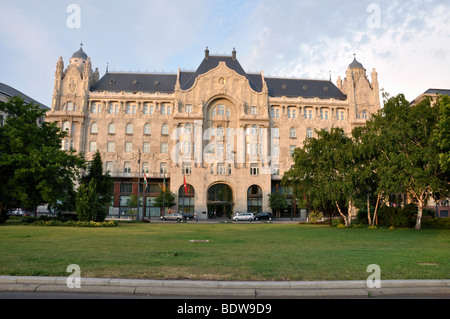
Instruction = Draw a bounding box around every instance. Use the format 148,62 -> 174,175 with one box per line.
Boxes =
268,192 -> 288,218
0,96 -> 85,223
283,128 -> 356,226
125,194 -> 143,218
352,124 -> 383,226
81,151 -> 113,221
369,94 -> 448,230
76,179 -> 98,221
434,95 -> 450,173
154,189 -> 176,215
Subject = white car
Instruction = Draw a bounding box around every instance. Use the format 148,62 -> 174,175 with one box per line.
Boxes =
233,212 -> 254,221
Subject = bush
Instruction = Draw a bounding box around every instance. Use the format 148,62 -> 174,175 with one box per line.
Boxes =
308,211 -> 323,223
376,204 -> 416,228
31,220 -> 117,227
422,218 -> 450,229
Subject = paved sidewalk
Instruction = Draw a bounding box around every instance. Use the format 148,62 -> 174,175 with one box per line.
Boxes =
1,276 -> 449,298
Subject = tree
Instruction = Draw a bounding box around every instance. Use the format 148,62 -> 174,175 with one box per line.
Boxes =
0,96 -> 85,223
268,192 -> 289,218
370,94 -> 448,230
352,124 -> 383,226
125,194 -> 143,219
283,128 -> 356,226
434,95 -> 450,174
153,189 -> 176,215
80,151 -> 113,221
76,179 -> 98,221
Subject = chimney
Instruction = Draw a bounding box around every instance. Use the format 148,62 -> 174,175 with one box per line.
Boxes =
232,48 -> 237,60
205,47 -> 210,60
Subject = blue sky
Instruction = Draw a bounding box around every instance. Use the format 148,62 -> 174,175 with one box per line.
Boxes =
1,0 -> 449,107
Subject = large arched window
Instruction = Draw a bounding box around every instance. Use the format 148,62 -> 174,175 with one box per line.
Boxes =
91,123 -> 98,134
108,123 -> 115,134
179,184 -> 195,214
207,183 -> 233,218
247,185 -> 263,213
126,123 -> 133,135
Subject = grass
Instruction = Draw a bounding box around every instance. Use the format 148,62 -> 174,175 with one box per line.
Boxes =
0,222 -> 449,281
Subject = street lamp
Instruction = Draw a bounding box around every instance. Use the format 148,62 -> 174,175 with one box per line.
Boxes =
137,149 -> 141,221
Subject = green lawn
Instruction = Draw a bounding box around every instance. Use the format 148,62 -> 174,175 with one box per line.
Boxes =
0,223 -> 449,281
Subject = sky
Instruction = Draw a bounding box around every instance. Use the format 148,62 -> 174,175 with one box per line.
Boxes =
0,0 -> 449,107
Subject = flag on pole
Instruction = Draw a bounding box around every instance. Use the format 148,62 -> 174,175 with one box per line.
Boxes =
184,175 -> 188,194
143,173 -> 148,191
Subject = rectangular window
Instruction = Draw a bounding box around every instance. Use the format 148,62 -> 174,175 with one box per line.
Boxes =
143,143 -> 150,153
160,163 -> 167,175
183,163 -> 192,175
107,142 -> 115,153
123,163 -> 131,174
142,162 -> 149,174
120,182 -> 132,193
106,162 -> 113,173
290,145 -> 296,155
217,164 -> 226,175
125,142 -> 132,153
251,106 -> 257,115
90,141 -> 97,152
161,143 -> 168,154
185,104 -> 193,113
250,164 -> 259,176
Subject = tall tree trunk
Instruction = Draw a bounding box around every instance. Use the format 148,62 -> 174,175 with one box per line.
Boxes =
335,202 -> 351,227
367,192 -> 372,226
415,200 -> 423,230
372,193 -> 381,226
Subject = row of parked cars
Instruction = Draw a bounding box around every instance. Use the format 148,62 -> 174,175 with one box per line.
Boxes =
233,212 -> 274,221
160,212 -> 274,222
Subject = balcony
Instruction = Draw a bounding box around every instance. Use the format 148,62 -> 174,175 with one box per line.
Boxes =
110,172 -> 170,179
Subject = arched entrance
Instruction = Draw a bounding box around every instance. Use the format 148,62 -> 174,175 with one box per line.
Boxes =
178,184 -> 195,213
247,185 -> 263,213
207,183 -> 234,219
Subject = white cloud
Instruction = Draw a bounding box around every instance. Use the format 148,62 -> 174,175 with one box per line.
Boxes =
0,0 -> 449,106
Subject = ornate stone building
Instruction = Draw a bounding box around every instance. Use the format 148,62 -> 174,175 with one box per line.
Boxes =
46,46 -> 381,219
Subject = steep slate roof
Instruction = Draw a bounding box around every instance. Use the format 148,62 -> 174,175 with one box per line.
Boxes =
91,55 -> 346,100
423,88 -> 450,96
0,82 -> 49,109
181,55 -> 262,92
91,72 -> 179,93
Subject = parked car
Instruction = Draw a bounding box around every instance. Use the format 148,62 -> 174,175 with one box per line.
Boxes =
7,209 -> 31,217
233,212 -> 254,221
254,212 -> 274,221
181,212 -> 194,220
161,213 -> 185,221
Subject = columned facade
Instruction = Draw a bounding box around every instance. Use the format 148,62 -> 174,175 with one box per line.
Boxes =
46,47 -> 381,219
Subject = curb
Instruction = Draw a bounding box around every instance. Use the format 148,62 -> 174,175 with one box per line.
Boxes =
1,277 -> 449,298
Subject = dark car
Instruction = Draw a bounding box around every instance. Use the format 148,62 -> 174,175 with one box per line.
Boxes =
181,212 -> 194,220
254,212 -> 274,221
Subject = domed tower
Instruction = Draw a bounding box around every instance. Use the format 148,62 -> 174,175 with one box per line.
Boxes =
339,55 -> 380,124
69,45 -> 89,71
47,45 -> 100,154
51,44 -> 99,112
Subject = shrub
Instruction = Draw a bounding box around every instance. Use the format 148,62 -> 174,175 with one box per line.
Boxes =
308,211 -> 323,223
31,220 -> 117,227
